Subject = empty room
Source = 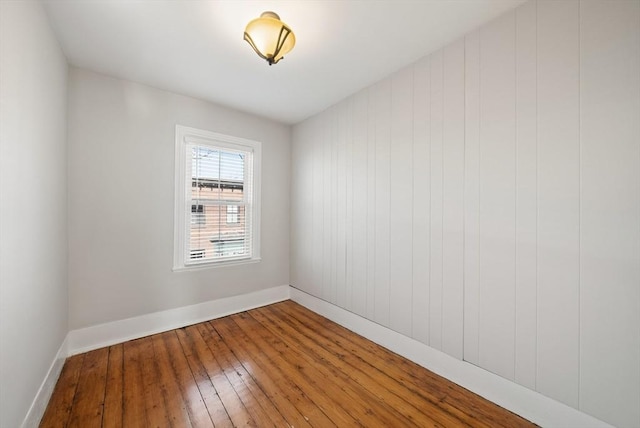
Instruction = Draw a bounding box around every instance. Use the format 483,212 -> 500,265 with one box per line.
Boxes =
1,0 -> 639,427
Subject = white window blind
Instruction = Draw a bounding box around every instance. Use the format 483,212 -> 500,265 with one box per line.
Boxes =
174,126 -> 261,270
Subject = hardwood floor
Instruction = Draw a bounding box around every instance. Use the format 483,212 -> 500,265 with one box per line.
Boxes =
40,300 -> 535,427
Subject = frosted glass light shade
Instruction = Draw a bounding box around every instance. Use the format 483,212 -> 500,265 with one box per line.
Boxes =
244,11 -> 295,65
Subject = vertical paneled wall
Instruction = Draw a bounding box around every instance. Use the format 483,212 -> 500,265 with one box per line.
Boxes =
579,0 -> 640,424
477,11 -> 518,383
290,1 -> 640,427
537,0 -> 582,407
514,0 -> 538,392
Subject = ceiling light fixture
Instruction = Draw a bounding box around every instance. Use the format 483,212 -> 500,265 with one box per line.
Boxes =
243,11 -> 295,66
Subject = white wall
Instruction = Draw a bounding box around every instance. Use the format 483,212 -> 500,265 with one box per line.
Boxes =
0,2 -> 69,427
67,68 -> 290,330
290,1 -> 640,427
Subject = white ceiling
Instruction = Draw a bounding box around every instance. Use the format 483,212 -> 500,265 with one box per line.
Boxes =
43,0 -> 525,125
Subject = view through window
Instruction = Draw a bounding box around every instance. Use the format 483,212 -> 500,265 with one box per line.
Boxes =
188,146 -> 250,262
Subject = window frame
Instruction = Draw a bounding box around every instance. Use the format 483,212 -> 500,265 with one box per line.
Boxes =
173,125 -> 261,271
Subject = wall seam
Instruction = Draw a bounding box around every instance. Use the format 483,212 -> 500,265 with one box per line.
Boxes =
411,66 -> 416,338
364,90 -> 369,317
313,117 -> 317,297
429,58 -> 433,347
388,81 -> 392,325
331,106 -> 340,304
577,0 -> 582,409
373,87 -> 377,322
427,57 -> 432,345
462,35 -> 467,361
350,97 -> 355,311
533,0 -> 540,391
477,27 -> 483,366
514,9 -> 519,382
441,50 -> 445,348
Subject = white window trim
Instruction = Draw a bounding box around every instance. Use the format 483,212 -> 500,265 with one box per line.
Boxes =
173,125 -> 261,271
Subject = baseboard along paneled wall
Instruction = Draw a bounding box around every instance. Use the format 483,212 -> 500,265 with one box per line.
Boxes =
290,1 -> 640,427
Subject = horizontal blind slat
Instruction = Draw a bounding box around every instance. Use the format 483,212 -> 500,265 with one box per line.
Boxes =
186,142 -> 253,264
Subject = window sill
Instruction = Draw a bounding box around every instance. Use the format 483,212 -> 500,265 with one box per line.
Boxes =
172,257 -> 261,272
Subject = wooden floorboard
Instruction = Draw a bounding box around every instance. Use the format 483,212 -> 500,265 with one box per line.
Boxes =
176,327 -> 234,428
40,300 -> 536,427
252,306 -> 439,426
40,354 -> 85,428
234,310 -> 418,426
277,303 -> 521,428
122,338 -> 148,427
67,347 -> 109,427
102,344 -> 124,428
212,315 -> 336,427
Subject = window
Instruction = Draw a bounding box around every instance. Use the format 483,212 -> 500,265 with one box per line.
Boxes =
174,125 -> 261,270
191,204 -> 205,225
190,249 -> 205,259
226,205 -> 239,224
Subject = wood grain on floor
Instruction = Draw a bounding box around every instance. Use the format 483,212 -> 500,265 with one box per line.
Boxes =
40,300 -> 536,427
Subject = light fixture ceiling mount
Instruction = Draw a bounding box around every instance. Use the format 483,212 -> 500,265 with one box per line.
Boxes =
243,11 -> 296,66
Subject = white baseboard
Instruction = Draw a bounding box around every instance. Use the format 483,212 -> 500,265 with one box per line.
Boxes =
21,336 -> 68,428
26,285 -> 611,428
67,285 -> 290,356
22,286 -> 289,427
289,286 -> 612,428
